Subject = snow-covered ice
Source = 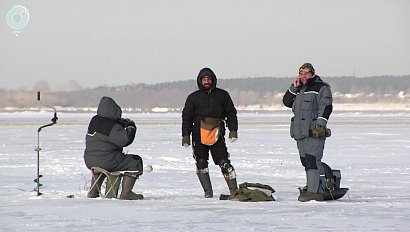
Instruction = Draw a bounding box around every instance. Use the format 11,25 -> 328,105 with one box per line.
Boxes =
1,112 -> 409,231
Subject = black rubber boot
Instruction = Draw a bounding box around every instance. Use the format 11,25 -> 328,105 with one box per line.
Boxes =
225,177 -> 238,194
88,171 -> 106,198
298,191 -> 323,202
119,173 -> 144,200
197,169 -> 213,198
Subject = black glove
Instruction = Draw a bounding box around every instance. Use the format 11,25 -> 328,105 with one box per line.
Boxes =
229,131 -> 238,142
126,119 -> 136,128
118,118 -> 135,128
182,135 -> 190,147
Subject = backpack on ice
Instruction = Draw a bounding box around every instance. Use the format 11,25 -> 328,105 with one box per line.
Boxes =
226,182 -> 275,202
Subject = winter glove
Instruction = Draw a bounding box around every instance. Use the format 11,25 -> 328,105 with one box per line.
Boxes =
325,127 -> 331,137
118,118 -> 136,128
182,135 -> 190,147
126,119 -> 136,128
229,131 -> 238,143
311,125 -> 331,138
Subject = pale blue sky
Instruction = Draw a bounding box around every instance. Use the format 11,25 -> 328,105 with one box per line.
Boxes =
1,0 -> 409,90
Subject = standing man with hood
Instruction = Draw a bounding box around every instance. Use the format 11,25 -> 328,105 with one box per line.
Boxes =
282,63 -> 333,202
182,67 -> 239,198
84,96 -> 144,200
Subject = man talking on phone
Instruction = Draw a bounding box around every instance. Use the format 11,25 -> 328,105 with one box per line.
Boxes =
282,63 -> 333,202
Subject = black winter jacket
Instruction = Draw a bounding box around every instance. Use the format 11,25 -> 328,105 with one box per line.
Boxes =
182,68 -> 238,137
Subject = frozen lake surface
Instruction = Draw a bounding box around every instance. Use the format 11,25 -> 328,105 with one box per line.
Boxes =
1,113 -> 409,231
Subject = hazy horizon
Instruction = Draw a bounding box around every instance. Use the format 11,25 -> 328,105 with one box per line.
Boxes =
1,0 -> 409,90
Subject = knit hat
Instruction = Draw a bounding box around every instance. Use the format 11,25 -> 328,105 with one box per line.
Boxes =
299,63 -> 315,75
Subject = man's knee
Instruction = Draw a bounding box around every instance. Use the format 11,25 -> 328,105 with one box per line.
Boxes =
196,158 -> 208,169
131,154 -> 143,163
218,159 -> 234,174
219,159 -> 236,180
132,154 -> 143,169
305,154 -> 318,170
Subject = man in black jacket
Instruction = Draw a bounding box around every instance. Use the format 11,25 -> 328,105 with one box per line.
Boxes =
84,96 -> 144,200
182,67 -> 238,198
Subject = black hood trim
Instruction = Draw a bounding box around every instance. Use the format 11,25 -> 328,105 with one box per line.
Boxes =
197,67 -> 217,91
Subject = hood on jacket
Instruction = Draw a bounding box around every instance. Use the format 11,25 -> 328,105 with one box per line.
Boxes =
97,96 -> 122,119
197,67 -> 217,91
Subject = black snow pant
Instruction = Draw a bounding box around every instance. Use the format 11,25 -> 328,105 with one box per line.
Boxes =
192,136 -> 231,169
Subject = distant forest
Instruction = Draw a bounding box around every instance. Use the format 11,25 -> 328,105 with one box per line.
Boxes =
1,75 -> 409,111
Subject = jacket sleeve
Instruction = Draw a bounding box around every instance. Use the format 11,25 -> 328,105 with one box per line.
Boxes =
108,123 -> 136,147
282,84 -> 299,108
182,95 -> 194,136
317,85 -> 333,127
225,92 -> 238,132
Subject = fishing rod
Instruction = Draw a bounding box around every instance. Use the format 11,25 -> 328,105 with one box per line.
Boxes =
34,91 -> 58,196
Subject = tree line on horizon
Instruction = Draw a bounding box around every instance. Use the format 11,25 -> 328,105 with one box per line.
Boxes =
1,75 -> 409,110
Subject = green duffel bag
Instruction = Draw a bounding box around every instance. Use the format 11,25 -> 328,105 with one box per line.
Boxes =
228,182 -> 275,202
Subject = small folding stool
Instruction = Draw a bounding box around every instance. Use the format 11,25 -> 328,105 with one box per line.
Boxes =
89,167 -> 122,198
89,167 -> 141,199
